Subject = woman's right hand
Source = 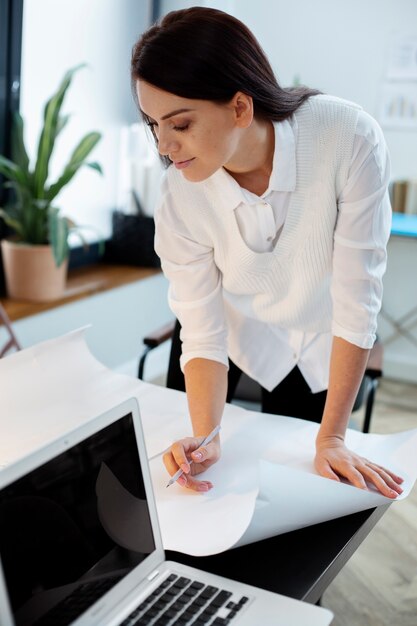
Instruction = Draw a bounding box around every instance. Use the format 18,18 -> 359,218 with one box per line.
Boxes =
163,435 -> 221,492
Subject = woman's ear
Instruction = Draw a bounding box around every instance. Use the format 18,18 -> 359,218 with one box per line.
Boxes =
232,92 -> 254,128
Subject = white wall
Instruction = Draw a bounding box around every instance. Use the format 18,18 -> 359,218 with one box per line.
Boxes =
20,0 -> 152,241
160,0 -> 417,180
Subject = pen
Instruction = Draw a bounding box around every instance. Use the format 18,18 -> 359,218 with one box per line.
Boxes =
166,424 -> 221,488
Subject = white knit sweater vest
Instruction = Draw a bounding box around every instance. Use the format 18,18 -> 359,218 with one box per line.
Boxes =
166,95 -> 361,333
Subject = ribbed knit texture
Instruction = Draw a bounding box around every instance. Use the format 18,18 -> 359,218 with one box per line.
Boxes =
166,95 -> 361,333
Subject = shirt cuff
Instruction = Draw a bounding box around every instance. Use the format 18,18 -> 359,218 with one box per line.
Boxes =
332,321 -> 376,349
180,351 -> 230,373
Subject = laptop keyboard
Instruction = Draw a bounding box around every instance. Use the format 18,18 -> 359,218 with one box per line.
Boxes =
120,573 -> 249,626
32,575 -> 124,625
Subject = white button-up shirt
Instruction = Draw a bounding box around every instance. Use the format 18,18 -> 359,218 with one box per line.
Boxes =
156,110 -> 391,393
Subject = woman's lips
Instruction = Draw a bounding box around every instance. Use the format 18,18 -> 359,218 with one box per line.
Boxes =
173,158 -> 195,170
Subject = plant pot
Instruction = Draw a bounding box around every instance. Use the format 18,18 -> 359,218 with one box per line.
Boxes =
1,239 -> 68,302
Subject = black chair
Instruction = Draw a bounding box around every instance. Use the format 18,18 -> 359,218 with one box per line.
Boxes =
138,319 -> 383,434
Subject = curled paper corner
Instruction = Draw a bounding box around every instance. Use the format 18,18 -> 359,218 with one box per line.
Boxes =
233,459 -> 393,549
149,454 -> 260,557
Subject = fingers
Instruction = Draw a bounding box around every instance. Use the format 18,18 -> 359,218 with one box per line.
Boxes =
163,437 -> 220,492
314,458 -> 340,482
360,462 -> 403,498
177,474 -> 213,492
367,462 -> 404,485
316,446 -> 405,498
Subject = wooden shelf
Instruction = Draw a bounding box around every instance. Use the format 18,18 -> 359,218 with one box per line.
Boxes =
1,264 -> 161,322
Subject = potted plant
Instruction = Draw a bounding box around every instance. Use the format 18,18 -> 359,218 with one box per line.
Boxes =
0,64 -> 103,302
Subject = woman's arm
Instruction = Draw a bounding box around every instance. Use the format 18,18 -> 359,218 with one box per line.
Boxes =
163,358 -> 228,491
315,336 -> 403,497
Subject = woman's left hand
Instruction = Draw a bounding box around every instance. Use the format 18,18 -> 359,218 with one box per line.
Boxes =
315,435 -> 404,498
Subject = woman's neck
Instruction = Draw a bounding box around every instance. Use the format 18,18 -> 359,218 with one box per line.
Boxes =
224,118 -> 275,195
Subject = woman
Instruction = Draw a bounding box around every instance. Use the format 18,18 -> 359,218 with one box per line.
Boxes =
131,7 -> 403,497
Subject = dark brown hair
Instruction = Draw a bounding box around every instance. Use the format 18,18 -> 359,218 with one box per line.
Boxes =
131,7 -> 320,165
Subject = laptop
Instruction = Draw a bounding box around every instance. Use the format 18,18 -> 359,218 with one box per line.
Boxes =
0,397 -> 333,626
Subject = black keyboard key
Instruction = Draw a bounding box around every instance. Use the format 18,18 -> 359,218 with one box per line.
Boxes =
182,610 -> 197,621
134,616 -> 152,625
177,577 -> 191,587
157,594 -> 172,606
238,596 -> 249,605
155,615 -> 171,626
200,586 -> 218,599
153,600 -> 167,611
189,581 -> 204,591
205,604 -> 217,616
177,593 -> 190,604
170,600 -> 184,611
194,610 -> 213,623
188,601 -> 201,614
211,590 -> 232,608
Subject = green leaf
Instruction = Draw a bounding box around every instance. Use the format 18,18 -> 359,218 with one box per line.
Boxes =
33,63 -> 86,199
56,113 -> 71,137
0,208 -> 24,237
45,131 -> 101,203
48,207 -> 69,266
0,155 -> 29,187
70,132 -> 101,165
11,111 -> 30,175
3,180 -> 31,215
85,161 -> 103,175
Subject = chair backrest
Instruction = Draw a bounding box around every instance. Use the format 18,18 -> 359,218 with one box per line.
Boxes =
0,302 -> 21,357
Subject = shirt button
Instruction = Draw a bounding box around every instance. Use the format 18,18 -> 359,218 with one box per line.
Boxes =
293,353 -> 297,359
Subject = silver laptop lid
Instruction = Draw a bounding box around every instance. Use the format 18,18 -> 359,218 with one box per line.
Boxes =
0,397 -> 165,626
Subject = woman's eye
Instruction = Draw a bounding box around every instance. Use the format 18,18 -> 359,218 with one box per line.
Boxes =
173,124 -> 189,132
147,122 -> 159,137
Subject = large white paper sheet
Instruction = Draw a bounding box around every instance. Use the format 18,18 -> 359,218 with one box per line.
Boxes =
1,328 -> 417,557
147,416 -> 417,555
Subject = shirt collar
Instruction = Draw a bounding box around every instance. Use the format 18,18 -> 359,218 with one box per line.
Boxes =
208,116 -> 297,211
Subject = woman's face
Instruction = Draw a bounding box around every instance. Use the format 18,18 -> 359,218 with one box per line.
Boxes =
136,80 -> 246,182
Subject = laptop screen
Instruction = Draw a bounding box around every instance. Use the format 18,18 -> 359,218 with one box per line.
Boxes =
0,413 -> 156,625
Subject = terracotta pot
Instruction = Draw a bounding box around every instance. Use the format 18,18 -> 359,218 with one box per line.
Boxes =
1,240 -> 68,302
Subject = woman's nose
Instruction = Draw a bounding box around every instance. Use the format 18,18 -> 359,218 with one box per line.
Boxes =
158,131 -> 180,157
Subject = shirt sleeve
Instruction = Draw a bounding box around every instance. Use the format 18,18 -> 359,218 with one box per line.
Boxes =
331,110 -> 392,349
154,175 -> 229,371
